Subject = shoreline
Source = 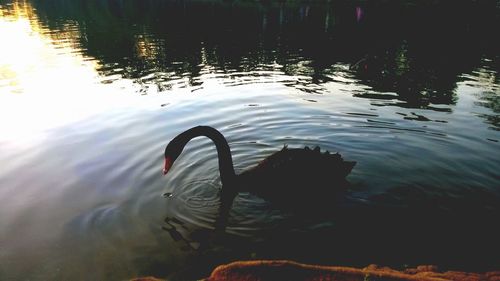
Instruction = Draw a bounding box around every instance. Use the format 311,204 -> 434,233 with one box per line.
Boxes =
133,260 -> 500,281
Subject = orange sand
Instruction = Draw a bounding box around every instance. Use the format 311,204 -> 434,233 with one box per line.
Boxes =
133,260 -> 500,281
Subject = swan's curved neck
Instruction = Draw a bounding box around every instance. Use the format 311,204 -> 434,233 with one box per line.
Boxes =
174,126 -> 236,186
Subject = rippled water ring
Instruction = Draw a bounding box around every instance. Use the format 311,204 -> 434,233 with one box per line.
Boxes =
164,179 -> 221,208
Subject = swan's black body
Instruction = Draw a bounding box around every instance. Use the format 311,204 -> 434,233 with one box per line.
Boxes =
163,126 -> 355,208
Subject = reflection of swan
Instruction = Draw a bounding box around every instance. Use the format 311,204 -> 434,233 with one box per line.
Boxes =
162,126 -> 355,209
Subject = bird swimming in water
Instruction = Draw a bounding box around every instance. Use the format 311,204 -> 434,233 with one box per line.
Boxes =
162,126 -> 355,210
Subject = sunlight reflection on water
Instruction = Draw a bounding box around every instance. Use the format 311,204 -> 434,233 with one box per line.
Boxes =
0,0 -> 499,280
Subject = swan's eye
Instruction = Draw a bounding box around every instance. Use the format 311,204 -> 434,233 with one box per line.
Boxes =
163,156 -> 173,175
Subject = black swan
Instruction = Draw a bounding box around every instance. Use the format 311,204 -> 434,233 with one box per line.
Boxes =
163,126 -> 355,208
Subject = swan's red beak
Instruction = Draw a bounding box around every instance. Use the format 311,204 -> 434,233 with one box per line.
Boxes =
163,157 -> 173,175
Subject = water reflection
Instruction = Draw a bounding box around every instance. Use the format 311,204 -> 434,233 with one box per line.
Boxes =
478,91 -> 500,131
1,0 -> 499,280
469,66 -> 500,131
0,1 -> 107,138
21,0 -> 498,112
160,178 -> 500,280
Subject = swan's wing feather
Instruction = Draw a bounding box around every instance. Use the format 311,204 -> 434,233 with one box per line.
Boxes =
252,147 -> 354,175
240,146 -> 355,203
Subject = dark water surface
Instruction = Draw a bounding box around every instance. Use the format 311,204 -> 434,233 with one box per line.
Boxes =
0,0 -> 499,280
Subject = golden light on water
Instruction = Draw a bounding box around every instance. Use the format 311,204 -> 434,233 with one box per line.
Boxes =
0,1 -> 229,145
0,2 -> 150,143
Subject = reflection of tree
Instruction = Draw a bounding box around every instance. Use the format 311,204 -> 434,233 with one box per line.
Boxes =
352,1 -> 500,110
478,92 -> 500,114
352,42 -> 461,109
472,66 -> 500,130
26,0 -> 500,107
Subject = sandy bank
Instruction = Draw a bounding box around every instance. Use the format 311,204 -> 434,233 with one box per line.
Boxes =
133,260 -> 500,281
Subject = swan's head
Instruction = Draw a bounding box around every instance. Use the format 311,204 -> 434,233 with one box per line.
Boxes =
163,156 -> 173,175
162,126 -> 225,176
163,136 -> 185,175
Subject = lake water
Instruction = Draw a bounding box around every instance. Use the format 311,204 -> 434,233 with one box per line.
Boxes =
0,0 -> 499,280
